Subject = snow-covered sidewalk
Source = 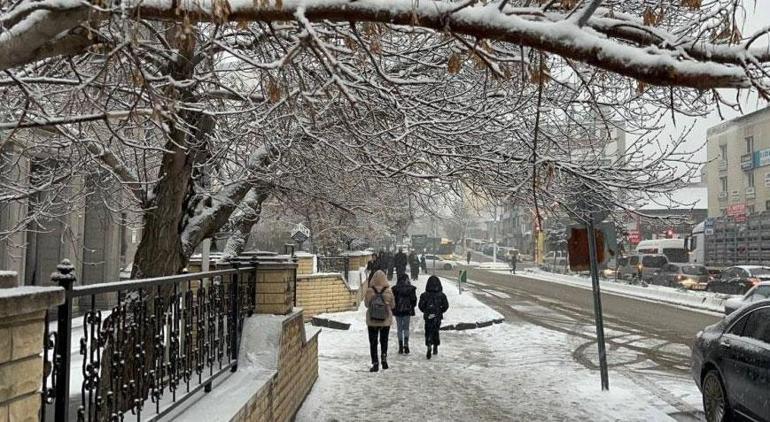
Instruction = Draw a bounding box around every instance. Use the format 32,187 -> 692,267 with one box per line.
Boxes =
297,275 -> 702,421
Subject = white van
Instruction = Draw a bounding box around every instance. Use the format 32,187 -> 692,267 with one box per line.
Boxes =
634,239 -> 688,263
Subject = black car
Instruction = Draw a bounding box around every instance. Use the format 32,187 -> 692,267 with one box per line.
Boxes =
707,266 -> 770,295
691,299 -> 770,422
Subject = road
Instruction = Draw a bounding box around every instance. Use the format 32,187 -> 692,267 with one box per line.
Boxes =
436,267 -> 723,421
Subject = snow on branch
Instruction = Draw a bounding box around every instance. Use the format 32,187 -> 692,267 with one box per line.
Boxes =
0,0 -> 767,92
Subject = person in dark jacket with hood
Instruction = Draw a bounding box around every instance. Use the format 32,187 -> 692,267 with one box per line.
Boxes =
418,275 -> 449,359
392,273 -> 417,354
394,248 -> 408,276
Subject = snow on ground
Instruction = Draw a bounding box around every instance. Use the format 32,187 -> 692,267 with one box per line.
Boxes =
297,275 -> 701,421
500,268 -> 731,315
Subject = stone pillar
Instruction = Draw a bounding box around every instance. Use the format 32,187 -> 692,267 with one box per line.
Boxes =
0,285 -> 64,422
294,253 -> 315,275
255,263 -> 297,315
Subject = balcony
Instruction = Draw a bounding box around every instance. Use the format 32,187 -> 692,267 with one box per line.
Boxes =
746,187 -> 756,199
719,160 -> 728,171
718,191 -> 728,201
741,154 -> 755,171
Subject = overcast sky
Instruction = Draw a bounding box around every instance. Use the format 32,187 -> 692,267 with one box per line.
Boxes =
674,5 -> 770,166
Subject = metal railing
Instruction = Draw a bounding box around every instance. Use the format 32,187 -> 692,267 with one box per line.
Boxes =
317,256 -> 350,282
42,260 -> 257,422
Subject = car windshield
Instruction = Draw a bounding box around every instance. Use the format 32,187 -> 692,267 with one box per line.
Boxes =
681,265 -> 707,276
748,267 -> 770,276
642,256 -> 666,268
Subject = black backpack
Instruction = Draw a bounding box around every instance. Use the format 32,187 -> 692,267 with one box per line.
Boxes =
423,293 -> 440,316
395,289 -> 413,315
369,287 -> 388,321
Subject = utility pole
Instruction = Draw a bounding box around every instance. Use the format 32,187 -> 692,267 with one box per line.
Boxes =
492,202 -> 498,263
587,215 -> 610,391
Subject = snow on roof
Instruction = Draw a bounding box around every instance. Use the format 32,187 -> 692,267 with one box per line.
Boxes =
639,186 -> 707,211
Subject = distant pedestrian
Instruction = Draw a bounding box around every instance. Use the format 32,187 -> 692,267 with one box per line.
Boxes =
386,251 -> 395,281
466,250 -> 472,265
392,273 -> 417,355
394,248 -> 408,276
510,253 -> 517,274
408,251 -> 420,280
365,270 -> 395,372
418,275 -> 449,360
420,254 -> 427,273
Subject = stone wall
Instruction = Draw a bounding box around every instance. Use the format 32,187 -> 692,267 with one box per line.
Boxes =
295,274 -> 357,320
255,264 -> 297,315
0,286 -> 64,422
294,254 -> 314,275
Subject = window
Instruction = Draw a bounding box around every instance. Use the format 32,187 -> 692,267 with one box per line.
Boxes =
629,256 -> 639,266
682,265 -> 708,276
720,176 -> 728,192
728,313 -> 749,335
747,171 -> 755,188
743,307 -> 770,343
642,255 -> 667,268
746,136 -> 754,154
748,205 -> 756,215
751,285 -> 770,300
720,144 -> 728,161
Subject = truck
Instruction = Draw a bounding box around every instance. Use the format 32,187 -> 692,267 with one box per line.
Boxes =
688,214 -> 770,269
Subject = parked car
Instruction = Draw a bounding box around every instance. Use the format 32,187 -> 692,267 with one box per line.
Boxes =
691,299 -> 770,422
707,266 -> 770,295
617,254 -> 668,282
601,258 -> 618,279
650,263 -> 709,290
723,282 -> 770,315
423,254 -> 455,270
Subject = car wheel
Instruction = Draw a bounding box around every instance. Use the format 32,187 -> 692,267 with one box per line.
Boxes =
702,370 -> 731,422
443,263 -> 452,270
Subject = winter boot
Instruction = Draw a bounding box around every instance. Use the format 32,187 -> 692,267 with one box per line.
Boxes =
404,339 -> 410,355
381,354 -> 389,370
433,345 -> 438,355
398,340 -> 404,355
426,346 -> 432,360
370,361 -> 379,372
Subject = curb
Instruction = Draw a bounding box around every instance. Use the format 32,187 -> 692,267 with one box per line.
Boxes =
310,317 -> 351,330
441,318 -> 504,331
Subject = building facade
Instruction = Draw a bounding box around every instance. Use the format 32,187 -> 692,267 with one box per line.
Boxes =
707,106 -> 770,218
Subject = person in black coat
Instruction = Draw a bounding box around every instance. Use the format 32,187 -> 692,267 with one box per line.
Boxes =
420,254 -> 427,273
386,251 -> 395,281
408,251 -> 420,280
392,273 -> 417,354
418,275 -> 449,359
394,248 -> 408,276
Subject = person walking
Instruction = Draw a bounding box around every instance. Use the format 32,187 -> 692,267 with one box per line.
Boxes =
392,273 -> 417,355
418,275 -> 449,360
510,253 -> 517,274
386,251 -> 395,281
408,251 -> 420,280
420,253 -> 427,273
365,270 -> 395,372
394,248 -> 408,276
466,250 -> 472,265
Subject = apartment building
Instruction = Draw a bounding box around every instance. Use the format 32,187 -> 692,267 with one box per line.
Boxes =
707,106 -> 770,218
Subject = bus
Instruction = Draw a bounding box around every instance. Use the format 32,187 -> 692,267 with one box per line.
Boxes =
635,239 -> 688,263
437,239 -> 456,259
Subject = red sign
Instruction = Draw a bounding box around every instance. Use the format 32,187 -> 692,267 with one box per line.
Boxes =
568,227 -> 606,272
627,230 -> 641,245
727,204 -> 747,222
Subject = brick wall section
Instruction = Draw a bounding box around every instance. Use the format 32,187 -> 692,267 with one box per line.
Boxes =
235,312 -> 319,422
295,274 -> 357,320
255,265 -> 296,315
0,286 -> 64,422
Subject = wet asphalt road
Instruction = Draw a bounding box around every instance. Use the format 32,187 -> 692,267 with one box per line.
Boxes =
436,267 -> 725,421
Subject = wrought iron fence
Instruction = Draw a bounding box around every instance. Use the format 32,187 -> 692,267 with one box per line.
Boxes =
317,256 -> 350,282
42,260 -> 257,422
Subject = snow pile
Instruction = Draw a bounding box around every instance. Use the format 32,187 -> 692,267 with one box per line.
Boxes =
297,275 -> 701,421
511,269 -> 728,314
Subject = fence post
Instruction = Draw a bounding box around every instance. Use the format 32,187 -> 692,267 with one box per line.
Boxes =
344,257 -> 350,284
230,262 -> 240,372
51,259 -> 75,422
